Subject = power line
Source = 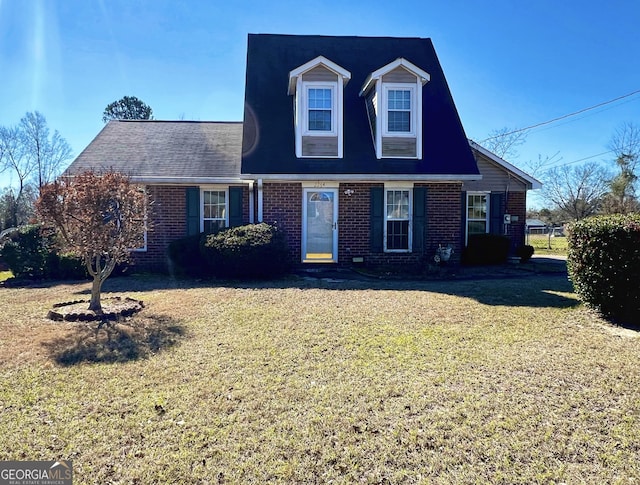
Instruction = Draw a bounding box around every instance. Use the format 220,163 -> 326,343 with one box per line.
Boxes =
479,88 -> 640,143
548,150 -> 615,168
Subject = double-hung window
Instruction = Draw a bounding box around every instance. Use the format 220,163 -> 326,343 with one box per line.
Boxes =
385,189 -> 412,251
307,87 -> 333,132
202,189 -> 228,233
467,193 -> 489,240
387,89 -> 412,133
304,83 -> 336,135
383,84 -> 415,137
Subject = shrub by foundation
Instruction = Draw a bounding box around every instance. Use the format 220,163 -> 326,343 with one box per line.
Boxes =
516,244 -> 535,262
462,234 -> 511,265
202,223 -> 290,279
167,233 -> 210,278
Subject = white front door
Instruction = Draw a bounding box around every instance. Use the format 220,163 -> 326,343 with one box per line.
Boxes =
302,188 -> 338,263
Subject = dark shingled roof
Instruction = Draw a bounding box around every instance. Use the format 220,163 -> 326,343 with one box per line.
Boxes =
241,34 -> 480,177
65,120 -> 242,183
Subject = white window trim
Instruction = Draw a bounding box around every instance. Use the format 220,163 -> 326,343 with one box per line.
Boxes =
382,84 -> 416,137
383,185 -> 413,253
374,79 -> 423,159
302,82 -> 337,137
130,230 -> 148,252
466,191 -> 490,244
295,78 -> 344,158
200,186 -> 229,233
130,185 -> 148,252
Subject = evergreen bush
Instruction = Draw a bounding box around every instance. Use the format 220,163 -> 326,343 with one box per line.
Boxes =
516,244 -> 535,262
167,233 -> 209,278
567,214 -> 640,325
462,234 -> 511,265
0,225 -> 87,280
202,223 -> 290,279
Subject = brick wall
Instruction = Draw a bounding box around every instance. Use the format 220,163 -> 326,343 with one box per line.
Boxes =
132,186 -> 187,271
338,182 -> 374,263
506,190 -> 526,250
424,182 -> 464,263
132,182 -> 474,270
261,183 -> 303,264
132,185 -> 250,271
264,182 -> 464,267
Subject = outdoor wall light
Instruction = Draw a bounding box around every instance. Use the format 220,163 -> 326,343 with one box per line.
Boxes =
343,189 -> 355,196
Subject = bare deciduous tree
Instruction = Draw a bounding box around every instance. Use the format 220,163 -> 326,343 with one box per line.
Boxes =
481,127 -> 529,161
36,171 -> 149,313
542,162 -> 610,221
480,127 -> 560,176
20,111 -> 73,190
1,112 -> 73,226
0,125 -> 34,224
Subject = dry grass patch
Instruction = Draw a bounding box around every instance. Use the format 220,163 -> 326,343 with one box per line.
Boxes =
1,274 -> 639,484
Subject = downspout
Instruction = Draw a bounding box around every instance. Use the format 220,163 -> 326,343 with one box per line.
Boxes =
504,174 -> 511,235
248,181 -> 255,224
257,179 -> 263,223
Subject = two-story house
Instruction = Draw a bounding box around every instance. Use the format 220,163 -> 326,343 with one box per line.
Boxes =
66,34 -> 540,271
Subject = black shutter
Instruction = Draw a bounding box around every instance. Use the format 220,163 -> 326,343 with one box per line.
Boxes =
370,187 -> 384,253
412,187 -> 426,252
490,192 -> 505,235
186,187 -> 200,235
460,190 -> 467,246
229,186 -> 244,228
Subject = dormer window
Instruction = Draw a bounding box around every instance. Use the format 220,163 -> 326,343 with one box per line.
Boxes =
384,86 -> 415,135
289,56 -> 350,158
360,58 -> 430,159
306,86 -> 334,133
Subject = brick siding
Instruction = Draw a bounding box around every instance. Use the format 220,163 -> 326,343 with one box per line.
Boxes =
506,191 -> 526,250
263,182 -> 464,268
132,182 -> 526,271
132,185 -> 249,272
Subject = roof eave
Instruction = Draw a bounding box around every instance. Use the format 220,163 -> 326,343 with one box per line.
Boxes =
240,173 -> 482,182
130,176 -> 245,185
288,55 -> 352,95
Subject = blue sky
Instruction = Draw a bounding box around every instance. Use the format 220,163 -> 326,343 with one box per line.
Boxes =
1,0 -> 639,201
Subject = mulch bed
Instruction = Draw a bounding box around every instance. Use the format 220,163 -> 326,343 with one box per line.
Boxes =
47,297 -> 144,322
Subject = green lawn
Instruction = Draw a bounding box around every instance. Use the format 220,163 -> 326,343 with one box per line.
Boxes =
1,274 -> 639,484
528,234 -> 569,256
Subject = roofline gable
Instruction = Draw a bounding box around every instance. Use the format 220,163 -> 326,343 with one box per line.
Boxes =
288,55 -> 351,95
359,57 -> 431,96
468,139 -> 543,190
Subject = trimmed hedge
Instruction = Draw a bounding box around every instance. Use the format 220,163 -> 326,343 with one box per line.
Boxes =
462,234 -> 511,265
168,223 -> 290,279
567,214 -> 640,325
203,223 -> 290,279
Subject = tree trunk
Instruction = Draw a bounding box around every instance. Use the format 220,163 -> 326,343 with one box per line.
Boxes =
86,255 -> 117,314
88,273 -> 103,313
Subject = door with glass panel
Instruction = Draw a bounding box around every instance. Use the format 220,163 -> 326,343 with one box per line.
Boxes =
302,188 -> 338,262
